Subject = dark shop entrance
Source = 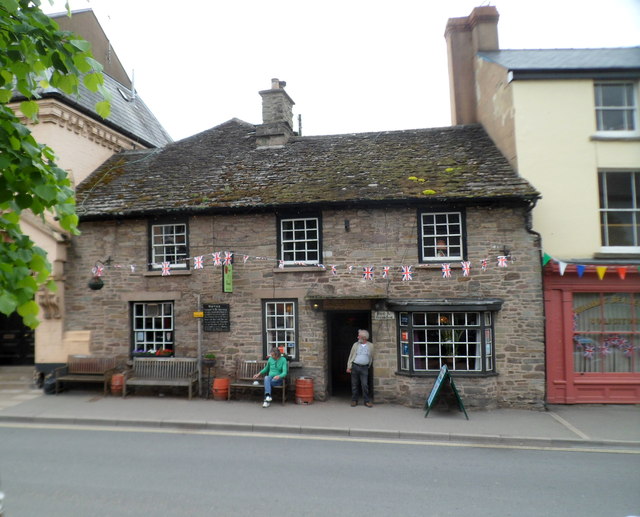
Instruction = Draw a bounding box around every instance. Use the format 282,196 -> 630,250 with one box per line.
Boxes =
328,311 -> 372,398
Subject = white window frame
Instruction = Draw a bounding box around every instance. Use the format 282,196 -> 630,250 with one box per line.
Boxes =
132,301 -> 174,354
419,211 -> 464,262
399,310 -> 494,373
599,170 -> 640,253
279,216 -> 320,265
263,300 -> 298,359
150,222 -> 188,270
594,81 -> 638,136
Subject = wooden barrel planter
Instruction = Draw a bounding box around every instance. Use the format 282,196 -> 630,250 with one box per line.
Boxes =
110,373 -> 124,396
212,377 -> 230,400
295,377 -> 314,405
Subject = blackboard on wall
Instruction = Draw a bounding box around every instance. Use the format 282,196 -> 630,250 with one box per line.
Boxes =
202,303 -> 230,332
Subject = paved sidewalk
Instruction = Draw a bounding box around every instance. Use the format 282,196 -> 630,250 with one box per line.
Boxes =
0,386 -> 638,450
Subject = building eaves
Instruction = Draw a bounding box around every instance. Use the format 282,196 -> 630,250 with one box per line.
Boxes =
479,47 -> 640,80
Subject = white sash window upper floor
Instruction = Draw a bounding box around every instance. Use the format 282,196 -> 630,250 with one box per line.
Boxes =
594,81 -> 638,137
599,170 -> 640,253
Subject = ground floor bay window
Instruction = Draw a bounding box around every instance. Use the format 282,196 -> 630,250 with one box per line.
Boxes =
396,304 -> 498,374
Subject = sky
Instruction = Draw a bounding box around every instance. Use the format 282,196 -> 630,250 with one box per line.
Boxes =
43,0 -> 640,142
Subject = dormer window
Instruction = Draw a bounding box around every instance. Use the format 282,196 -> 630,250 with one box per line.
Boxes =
594,82 -> 637,134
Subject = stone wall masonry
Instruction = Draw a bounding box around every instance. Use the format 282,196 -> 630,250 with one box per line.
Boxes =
64,204 -> 544,408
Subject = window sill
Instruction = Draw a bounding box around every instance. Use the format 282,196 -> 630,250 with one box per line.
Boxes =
273,266 -> 326,274
590,134 -> 640,142
416,263 -> 463,269
144,269 -> 191,277
395,370 -> 498,378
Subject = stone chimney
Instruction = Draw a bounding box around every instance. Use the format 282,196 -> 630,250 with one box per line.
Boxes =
445,6 -> 500,125
256,78 -> 295,148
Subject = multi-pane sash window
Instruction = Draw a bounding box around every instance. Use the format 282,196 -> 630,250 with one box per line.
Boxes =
573,293 -> 639,373
263,300 -> 297,359
595,82 -> 637,132
150,222 -> 188,270
599,171 -> 640,248
132,302 -> 174,354
420,211 -> 463,261
280,217 -> 320,264
399,311 -> 494,373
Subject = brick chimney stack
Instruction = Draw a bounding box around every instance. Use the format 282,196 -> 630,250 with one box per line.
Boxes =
256,78 -> 295,148
445,6 -> 500,125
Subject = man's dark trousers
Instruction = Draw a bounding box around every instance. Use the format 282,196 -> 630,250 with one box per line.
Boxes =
351,363 -> 370,403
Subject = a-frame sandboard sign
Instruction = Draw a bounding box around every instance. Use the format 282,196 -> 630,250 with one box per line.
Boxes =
424,364 -> 469,420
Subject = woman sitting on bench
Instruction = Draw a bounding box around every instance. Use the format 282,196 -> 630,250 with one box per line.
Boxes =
253,347 -> 288,408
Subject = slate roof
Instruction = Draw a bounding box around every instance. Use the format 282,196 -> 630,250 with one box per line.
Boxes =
478,47 -> 640,80
14,73 -> 172,148
76,119 -> 539,220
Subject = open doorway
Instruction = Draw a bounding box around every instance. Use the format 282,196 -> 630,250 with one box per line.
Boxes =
0,313 -> 34,365
328,311 -> 371,398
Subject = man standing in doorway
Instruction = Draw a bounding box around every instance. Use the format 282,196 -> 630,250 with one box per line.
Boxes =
346,329 -> 374,407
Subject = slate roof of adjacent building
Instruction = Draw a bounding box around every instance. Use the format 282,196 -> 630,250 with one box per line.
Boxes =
478,47 -> 640,80
23,73 -> 173,148
76,119 -> 539,220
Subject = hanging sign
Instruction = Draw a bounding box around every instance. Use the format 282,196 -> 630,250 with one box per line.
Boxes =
424,364 -> 469,420
223,264 -> 233,292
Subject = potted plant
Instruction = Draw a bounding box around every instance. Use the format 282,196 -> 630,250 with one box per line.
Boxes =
156,348 -> 174,357
202,352 -> 216,367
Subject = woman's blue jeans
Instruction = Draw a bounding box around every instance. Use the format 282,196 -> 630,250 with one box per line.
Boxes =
264,376 -> 283,396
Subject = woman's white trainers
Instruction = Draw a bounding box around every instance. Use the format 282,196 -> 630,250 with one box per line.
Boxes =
265,395 -> 273,402
263,401 -> 270,408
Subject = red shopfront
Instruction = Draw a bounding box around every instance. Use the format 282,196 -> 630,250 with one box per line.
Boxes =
545,263 -> 640,404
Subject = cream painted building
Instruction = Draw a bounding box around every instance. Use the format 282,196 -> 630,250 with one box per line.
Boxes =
445,6 -> 640,403
0,9 -> 171,377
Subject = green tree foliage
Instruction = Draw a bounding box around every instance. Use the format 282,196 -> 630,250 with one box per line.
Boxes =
0,0 -> 110,327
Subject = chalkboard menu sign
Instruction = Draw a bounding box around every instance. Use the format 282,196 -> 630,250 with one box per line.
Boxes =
424,364 -> 468,420
202,303 -> 230,332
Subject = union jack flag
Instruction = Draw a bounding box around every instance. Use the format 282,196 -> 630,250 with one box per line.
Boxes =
382,266 -> 390,279
212,252 -> 221,266
223,252 -> 233,265
401,265 -> 413,281
497,255 -> 508,267
461,261 -> 471,277
441,263 -> 451,278
92,265 -> 104,277
243,255 -> 249,264
193,256 -> 204,269
161,262 -> 171,276
481,259 -> 488,271
362,266 -> 374,280
331,265 -> 337,276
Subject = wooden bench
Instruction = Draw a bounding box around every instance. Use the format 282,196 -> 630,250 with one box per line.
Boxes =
228,360 -> 287,404
53,355 -> 120,395
123,357 -> 199,399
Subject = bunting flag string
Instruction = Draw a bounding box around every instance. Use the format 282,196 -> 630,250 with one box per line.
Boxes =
89,247 -> 524,282
542,251 -> 639,281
